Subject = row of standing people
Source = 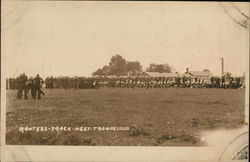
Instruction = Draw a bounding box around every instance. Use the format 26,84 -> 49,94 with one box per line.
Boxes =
7,75 -> 244,91
43,76 -> 244,89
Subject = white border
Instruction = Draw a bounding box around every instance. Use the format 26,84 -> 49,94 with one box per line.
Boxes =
1,1 -> 249,161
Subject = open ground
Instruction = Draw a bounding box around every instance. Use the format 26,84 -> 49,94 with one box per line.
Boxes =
6,88 -> 245,146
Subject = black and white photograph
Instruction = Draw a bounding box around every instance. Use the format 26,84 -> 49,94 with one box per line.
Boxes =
1,1 -> 249,161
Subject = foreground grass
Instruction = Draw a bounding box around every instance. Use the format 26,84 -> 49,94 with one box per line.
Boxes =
6,88 -> 245,146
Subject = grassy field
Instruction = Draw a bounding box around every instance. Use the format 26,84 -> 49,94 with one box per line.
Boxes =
6,88 -> 245,146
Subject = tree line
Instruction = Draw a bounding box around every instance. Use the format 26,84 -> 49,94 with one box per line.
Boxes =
92,54 -> 173,76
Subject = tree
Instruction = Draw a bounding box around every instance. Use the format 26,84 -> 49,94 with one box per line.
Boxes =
126,61 -> 142,75
92,65 -> 110,76
92,55 -> 142,76
109,55 -> 126,66
92,68 -> 103,76
108,55 -> 127,76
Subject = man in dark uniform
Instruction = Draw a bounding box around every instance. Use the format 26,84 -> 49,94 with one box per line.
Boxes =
16,73 -> 28,100
33,74 -> 45,99
26,77 -> 35,99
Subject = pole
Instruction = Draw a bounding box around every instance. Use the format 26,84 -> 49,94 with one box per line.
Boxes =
43,56 -> 44,78
221,58 -> 224,76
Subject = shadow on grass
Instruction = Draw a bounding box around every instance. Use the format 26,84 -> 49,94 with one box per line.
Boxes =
156,134 -> 204,145
128,126 -> 150,137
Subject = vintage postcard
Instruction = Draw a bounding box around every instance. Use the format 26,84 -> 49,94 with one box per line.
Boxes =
1,1 -> 249,161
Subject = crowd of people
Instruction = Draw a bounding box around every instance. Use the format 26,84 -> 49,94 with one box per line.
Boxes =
44,76 -> 244,89
7,74 -> 245,99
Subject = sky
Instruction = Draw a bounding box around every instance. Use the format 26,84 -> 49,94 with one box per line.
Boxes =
2,1 -> 249,78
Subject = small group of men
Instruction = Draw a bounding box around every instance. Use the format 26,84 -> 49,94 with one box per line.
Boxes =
16,73 -> 45,100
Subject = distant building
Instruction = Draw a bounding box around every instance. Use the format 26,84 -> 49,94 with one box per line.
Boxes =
184,68 -> 213,79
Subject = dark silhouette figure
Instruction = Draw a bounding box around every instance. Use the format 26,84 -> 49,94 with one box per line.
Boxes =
32,74 -> 45,99
16,73 -> 28,100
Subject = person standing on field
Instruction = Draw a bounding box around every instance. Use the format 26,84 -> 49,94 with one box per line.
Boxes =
33,74 -> 45,99
16,73 -> 28,100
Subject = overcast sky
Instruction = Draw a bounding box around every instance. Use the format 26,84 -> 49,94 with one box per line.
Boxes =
2,1 -> 249,78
